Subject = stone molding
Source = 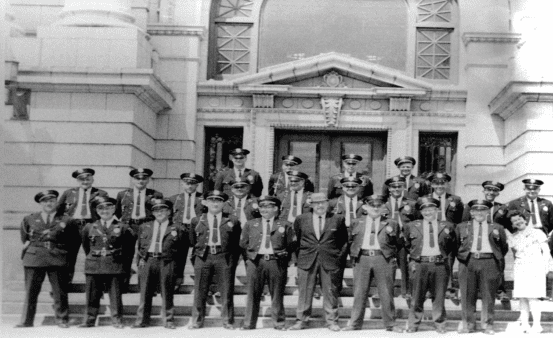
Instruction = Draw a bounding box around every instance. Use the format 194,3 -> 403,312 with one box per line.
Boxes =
489,81 -> 553,120
147,24 -> 206,39
16,67 -> 175,113
462,32 -> 521,46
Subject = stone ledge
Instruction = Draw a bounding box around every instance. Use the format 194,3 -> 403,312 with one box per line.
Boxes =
489,81 -> 553,120
462,32 -> 521,46
16,67 -> 175,114
147,24 -> 205,39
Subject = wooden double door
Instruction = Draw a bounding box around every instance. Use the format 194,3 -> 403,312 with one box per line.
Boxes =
275,130 -> 388,194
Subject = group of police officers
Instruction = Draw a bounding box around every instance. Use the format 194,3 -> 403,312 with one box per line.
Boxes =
17,148 -> 553,334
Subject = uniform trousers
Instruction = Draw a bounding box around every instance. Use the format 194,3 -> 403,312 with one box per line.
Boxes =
243,257 -> 287,328
135,257 -> 177,325
398,246 -> 411,296
192,252 -> 234,326
67,218 -> 91,284
350,255 -> 397,329
407,261 -> 448,329
458,257 -> 499,330
20,267 -> 69,326
296,259 -> 341,325
83,274 -> 123,325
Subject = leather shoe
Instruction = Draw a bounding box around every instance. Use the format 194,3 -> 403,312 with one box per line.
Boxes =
341,326 -> 359,331
14,324 -> 32,328
372,296 -> 381,308
223,323 -> 234,330
288,322 -> 305,330
274,326 -> 286,331
436,327 -> 447,334
189,324 -> 201,329
457,328 -> 474,334
78,323 -> 95,328
240,326 -> 253,330
165,322 -> 176,329
387,326 -> 405,333
328,324 -> 341,332
113,323 -> 124,329
483,329 -> 495,335
57,322 -> 70,328
405,328 -> 418,333
131,322 -> 148,328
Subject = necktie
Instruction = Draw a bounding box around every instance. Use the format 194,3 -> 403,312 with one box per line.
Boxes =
531,200 -> 538,224
154,222 -> 162,253
318,216 -> 323,237
236,198 -> 242,217
349,198 -> 355,222
291,191 -> 298,216
393,198 -> 399,218
102,220 -> 108,232
185,193 -> 192,221
477,222 -> 483,251
134,191 -> 141,218
238,170 -> 243,178
80,189 -> 88,217
265,220 -> 271,249
46,214 -> 52,226
429,221 -> 435,248
369,218 -> 376,246
212,215 -> 219,244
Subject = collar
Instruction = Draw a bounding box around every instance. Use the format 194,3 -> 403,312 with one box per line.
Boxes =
207,212 -> 223,221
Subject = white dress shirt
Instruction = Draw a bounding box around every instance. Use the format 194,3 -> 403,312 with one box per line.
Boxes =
344,195 -> 358,226
148,220 -> 169,252
132,188 -> 147,219
235,196 -> 248,225
41,212 -> 54,224
470,220 -> 493,253
313,213 -> 325,240
421,219 -> 441,256
74,188 -> 91,219
527,198 -> 544,229
258,217 -> 275,254
361,216 -> 381,250
182,193 -> 197,224
207,212 -> 223,246
433,192 -> 447,221
288,189 -> 304,222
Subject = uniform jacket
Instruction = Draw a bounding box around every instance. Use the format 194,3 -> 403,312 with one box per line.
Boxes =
506,196 -> 553,234
115,188 -> 163,223
455,220 -> 509,265
461,201 -> 508,228
57,187 -> 108,221
434,193 -> 464,224
223,195 -> 260,222
403,219 -> 456,261
136,220 -> 186,278
240,217 -> 297,262
81,219 -> 135,274
189,213 -> 242,262
214,168 -> 263,197
329,195 -> 365,221
169,192 -> 205,226
327,172 -> 374,200
381,175 -> 430,200
349,216 -> 401,260
293,212 -> 349,271
278,190 -> 312,220
268,171 -> 315,196
383,197 -> 419,226
20,213 -> 80,267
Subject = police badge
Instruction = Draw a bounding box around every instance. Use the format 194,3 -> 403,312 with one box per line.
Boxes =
278,227 -> 285,233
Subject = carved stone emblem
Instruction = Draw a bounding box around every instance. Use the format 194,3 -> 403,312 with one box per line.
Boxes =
322,71 -> 346,88
320,97 -> 343,127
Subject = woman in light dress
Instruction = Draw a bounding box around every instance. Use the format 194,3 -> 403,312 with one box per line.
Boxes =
506,211 -> 550,334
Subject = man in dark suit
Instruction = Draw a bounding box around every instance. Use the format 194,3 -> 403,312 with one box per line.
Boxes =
382,156 -> 429,199
327,154 -> 373,200
17,190 -> 80,328
456,200 -> 509,335
269,155 -> 315,196
132,199 -> 186,329
239,196 -> 297,330
329,177 -> 365,227
79,197 -> 135,328
341,195 -> 403,332
383,176 -> 418,300
223,177 -> 260,226
278,171 -> 312,224
506,179 -> 553,235
189,191 -> 242,330
288,193 -> 348,332
403,197 -> 456,333
57,168 -> 108,283
214,148 -> 263,197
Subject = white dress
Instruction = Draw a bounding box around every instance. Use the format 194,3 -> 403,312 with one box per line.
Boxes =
508,227 -> 548,298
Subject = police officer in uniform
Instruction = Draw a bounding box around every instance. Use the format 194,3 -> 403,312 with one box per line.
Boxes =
269,155 -> 315,196
341,195 -> 403,332
382,157 -> 429,199
189,191 -> 242,330
224,177 -> 260,226
17,190 -> 80,328
278,171 -> 312,224
214,148 -> 264,197
132,199 -> 186,329
329,176 -> 365,227
506,179 -> 553,235
404,197 -> 456,333
240,196 -> 297,330
456,200 -> 509,334
79,196 -> 135,328
327,154 -> 373,200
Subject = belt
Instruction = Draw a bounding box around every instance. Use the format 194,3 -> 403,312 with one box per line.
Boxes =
470,252 -> 494,259
91,248 -> 120,257
412,255 -> 444,263
360,249 -> 383,257
207,245 -> 223,255
30,241 -> 61,250
147,252 -> 165,259
257,254 -> 277,261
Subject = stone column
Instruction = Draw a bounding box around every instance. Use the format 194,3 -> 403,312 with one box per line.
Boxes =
54,0 -> 136,28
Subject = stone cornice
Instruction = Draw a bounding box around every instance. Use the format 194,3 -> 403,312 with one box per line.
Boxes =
462,32 -> 521,46
489,81 -> 553,120
147,24 -> 206,39
16,67 -> 175,113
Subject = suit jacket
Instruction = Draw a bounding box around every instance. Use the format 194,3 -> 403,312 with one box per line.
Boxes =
381,175 -> 430,200
403,219 -> 456,261
214,168 -> 263,197
189,213 -> 242,262
461,201 -> 508,227
268,171 -> 315,196
349,216 -> 400,260
383,197 -> 419,226
506,196 -> 553,234
81,219 -> 135,274
223,195 -> 260,222
115,188 -> 163,223
278,190 -> 312,220
327,172 -> 374,200
455,220 -> 509,265
293,212 -> 348,271
329,195 -> 365,225
57,187 -> 108,221
434,193 -> 464,224
136,220 -> 186,278
240,217 -> 297,262
169,192 -> 205,226
20,213 -> 80,268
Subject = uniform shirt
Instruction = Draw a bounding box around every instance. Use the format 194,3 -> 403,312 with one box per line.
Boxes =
257,217 -> 275,254
288,189 -> 304,222
182,193 -> 197,224
344,171 -> 355,178
41,212 -> 54,224
433,192 -> 447,221
390,196 -> 403,220
312,213 -> 325,239
527,198 -> 544,229
99,216 -> 115,228
74,188 -> 92,219
401,175 -> 411,191
234,167 -> 245,178
284,172 -> 289,187
207,212 -> 222,246
132,188 -> 147,219
234,195 -> 248,225
361,216 -> 381,250
344,195 -> 358,226
421,219 -> 441,256
148,220 -> 169,252
470,219 -> 493,253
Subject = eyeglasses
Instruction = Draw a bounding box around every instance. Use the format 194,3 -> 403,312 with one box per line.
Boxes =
232,185 -> 248,189
343,185 -> 359,189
